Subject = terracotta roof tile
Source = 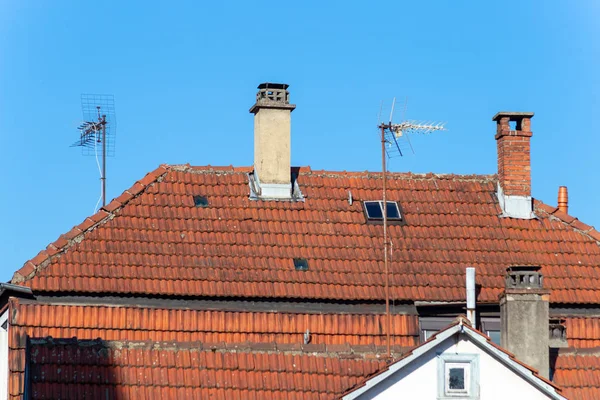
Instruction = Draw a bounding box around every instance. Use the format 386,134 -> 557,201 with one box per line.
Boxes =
10,165 -> 600,304
22,338 -> 389,400
12,298 -> 415,397
553,349 -> 600,400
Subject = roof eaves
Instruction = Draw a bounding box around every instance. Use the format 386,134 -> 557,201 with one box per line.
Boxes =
11,165 -> 171,285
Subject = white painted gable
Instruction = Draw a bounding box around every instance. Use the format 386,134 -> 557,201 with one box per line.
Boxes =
344,322 -> 565,400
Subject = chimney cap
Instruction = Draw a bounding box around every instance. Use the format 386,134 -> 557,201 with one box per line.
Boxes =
257,82 -> 289,90
505,266 -> 544,290
492,111 -> 534,122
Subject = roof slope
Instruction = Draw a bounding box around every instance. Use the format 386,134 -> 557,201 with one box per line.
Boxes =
24,338 -> 388,400
11,300 -> 419,346
12,164 -> 600,303
553,349 -> 600,400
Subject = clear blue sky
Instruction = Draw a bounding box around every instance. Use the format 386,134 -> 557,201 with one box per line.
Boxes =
1,1 -> 599,282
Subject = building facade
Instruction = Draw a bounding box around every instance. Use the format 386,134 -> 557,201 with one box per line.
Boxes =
2,84 -> 600,399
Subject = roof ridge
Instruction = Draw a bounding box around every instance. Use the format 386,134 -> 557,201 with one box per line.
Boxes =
557,347 -> 600,356
534,199 -> 600,244
11,165 -> 171,285
167,164 -> 497,182
29,336 -> 405,358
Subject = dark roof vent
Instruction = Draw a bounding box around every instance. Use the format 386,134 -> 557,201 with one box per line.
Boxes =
293,258 -> 309,271
193,195 -> 209,208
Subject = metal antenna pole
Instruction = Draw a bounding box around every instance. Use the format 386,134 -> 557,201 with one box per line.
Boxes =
72,94 -> 117,212
381,124 -> 391,359
101,114 -> 107,207
376,99 -> 446,359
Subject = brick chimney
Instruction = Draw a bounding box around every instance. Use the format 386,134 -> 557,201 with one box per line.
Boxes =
249,83 -> 296,199
493,112 -> 535,219
499,266 -> 550,378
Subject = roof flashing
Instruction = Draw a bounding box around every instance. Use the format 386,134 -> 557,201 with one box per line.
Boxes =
497,183 -> 536,220
248,171 -> 304,202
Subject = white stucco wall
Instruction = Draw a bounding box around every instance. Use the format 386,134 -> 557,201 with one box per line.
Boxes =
356,334 -> 554,400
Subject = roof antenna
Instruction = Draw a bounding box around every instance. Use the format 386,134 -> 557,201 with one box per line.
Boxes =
71,94 -> 117,212
378,98 -> 446,359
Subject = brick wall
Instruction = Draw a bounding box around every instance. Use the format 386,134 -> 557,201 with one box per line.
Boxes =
495,115 -> 533,197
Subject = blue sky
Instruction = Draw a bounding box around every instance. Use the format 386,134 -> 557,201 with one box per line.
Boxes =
1,1 -> 599,282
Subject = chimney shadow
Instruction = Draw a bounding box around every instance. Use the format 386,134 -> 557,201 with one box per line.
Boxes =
26,336 -> 120,400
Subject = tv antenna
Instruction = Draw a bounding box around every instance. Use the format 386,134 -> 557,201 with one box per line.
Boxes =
71,94 -> 117,212
378,97 -> 446,358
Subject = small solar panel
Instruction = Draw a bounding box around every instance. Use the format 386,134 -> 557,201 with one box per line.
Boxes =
193,195 -> 209,208
293,258 -> 309,271
364,201 -> 402,221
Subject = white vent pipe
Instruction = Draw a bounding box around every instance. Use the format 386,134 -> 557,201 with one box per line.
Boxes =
466,267 -> 476,326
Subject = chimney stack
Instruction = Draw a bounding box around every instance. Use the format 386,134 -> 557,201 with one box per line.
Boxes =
493,112 -> 535,219
499,266 -> 550,378
557,186 -> 568,214
249,83 -> 296,199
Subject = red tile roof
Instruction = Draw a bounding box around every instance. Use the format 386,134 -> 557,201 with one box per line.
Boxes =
10,300 -> 419,346
11,165 -> 600,304
7,298 -> 418,398
564,317 -> 600,348
553,349 -> 600,400
24,337 -> 390,400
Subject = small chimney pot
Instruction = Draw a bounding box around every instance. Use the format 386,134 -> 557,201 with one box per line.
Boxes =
557,186 -> 568,214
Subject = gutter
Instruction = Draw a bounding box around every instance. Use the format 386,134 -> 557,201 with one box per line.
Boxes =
0,283 -> 33,296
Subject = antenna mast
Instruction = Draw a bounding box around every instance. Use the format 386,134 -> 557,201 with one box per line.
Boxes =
378,98 -> 446,358
71,94 -> 117,211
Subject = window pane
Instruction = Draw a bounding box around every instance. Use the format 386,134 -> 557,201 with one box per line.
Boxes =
385,202 -> 401,220
365,202 -> 383,219
487,330 -> 501,345
448,368 -> 465,390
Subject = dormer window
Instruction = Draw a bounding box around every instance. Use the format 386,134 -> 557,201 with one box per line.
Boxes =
363,201 -> 402,221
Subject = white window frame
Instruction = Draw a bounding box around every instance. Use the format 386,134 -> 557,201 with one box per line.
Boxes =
363,201 -> 403,221
437,353 -> 479,400
0,309 -> 8,400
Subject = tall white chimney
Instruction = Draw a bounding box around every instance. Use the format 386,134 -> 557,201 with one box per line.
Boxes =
249,83 -> 296,199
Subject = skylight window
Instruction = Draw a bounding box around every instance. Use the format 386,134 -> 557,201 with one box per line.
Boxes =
363,201 -> 402,221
